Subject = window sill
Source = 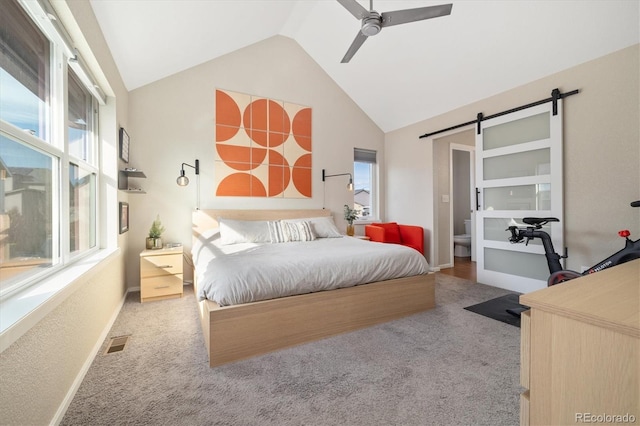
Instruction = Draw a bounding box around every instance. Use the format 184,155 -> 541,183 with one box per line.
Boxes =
0,247 -> 120,353
354,218 -> 379,225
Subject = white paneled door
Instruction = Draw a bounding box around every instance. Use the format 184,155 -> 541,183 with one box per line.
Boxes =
475,101 -> 564,293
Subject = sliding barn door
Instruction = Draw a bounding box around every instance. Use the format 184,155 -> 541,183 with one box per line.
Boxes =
475,102 -> 564,293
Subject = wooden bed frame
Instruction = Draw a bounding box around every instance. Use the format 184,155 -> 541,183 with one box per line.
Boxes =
192,209 -> 435,367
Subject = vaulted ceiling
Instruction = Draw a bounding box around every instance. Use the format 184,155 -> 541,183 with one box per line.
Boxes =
89,0 -> 639,132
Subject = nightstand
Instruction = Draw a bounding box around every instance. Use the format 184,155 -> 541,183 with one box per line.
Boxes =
139,246 -> 183,303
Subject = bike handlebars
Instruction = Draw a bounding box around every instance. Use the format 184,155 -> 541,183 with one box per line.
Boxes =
507,217 -> 559,243
632,200 -> 640,207
507,226 -> 523,243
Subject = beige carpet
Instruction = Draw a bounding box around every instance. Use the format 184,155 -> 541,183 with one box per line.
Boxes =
62,274 -> 520,426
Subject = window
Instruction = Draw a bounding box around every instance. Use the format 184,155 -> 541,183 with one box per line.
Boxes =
69,163 -> 96,254
353,148 -> 377,220
0,0 -> 50,140
0,0 -> 100,297
0,136 -> 55,295
68,68 -> 97,255
68,69 -> 94,162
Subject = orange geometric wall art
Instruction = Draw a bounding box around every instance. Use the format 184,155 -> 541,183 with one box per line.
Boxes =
215,89 -> 312,198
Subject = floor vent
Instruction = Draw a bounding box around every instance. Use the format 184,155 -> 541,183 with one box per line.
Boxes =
104,335 -> 131,354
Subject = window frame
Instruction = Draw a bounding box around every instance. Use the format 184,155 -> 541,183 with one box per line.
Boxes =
0,123 -> 60,296
353,148 -> 379,223
67,66 -> 99,260
0,0 -> 101,299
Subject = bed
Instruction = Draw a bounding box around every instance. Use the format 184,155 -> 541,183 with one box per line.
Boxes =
192,209 -> 435,367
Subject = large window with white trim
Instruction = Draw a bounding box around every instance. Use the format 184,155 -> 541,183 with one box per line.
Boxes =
0,0 -> 100,297
353,148 -> 377,220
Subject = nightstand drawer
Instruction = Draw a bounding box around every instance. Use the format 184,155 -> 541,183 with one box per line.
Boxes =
141,274 -> 183,302
140,253 -> 183,278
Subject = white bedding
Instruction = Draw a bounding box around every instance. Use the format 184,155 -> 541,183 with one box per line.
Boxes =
192,233 -> 429,306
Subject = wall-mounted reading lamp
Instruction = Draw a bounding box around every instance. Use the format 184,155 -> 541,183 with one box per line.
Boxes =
322,169 -> 354,191
177,159 -> 199,186
177,159 -> 200,209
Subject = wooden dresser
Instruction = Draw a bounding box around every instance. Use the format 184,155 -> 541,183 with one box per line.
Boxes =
139,246 -> 184,303
519,258 -> 639,425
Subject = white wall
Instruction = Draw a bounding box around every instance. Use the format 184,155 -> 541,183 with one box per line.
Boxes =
386,44 -> 640,273
126,35 -> 384,286
0,1 -> 129,425
380,123 -> 433,261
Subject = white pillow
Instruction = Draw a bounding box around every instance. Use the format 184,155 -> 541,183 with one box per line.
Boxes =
218,218 -> 271,245
268,220 -> 317,242
283,220 -> 316,242
267,221 -> 287,243
284,216 -> 342,238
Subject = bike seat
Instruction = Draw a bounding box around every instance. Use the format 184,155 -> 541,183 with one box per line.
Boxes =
523,217 -> 559,226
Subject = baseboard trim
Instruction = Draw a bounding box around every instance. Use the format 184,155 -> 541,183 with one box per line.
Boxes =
51,289 -> 129,425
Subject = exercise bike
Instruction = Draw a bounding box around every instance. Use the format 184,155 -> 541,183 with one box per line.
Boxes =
504,200 -> 640,317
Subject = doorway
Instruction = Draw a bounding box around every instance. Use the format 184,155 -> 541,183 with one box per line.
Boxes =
433,129 -> 474,269
450,144 -> 475,265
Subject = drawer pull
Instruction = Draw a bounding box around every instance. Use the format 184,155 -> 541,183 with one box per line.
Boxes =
154,285 -> 170,289
156,265 -> 173,268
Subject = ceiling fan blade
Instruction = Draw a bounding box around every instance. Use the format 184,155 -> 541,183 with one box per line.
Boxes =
341,31 -> 368,63
381,3 -> 452,28
337,0 -> 369,20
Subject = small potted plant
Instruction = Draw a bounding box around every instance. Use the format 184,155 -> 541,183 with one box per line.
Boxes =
146,215 -> 165,249
343,204 -> 360,236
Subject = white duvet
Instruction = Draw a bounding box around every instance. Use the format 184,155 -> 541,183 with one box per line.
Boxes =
192,233 -> 429,306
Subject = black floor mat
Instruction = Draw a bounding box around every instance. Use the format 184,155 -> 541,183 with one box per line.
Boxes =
464,293 -> 526,327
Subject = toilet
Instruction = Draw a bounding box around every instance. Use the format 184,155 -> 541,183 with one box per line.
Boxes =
453,219 -> 472,257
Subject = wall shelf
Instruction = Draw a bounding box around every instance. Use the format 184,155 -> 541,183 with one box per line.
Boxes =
119,169 -> 146,193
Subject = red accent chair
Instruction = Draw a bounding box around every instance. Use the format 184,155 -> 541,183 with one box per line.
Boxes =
365,222 -> 424,255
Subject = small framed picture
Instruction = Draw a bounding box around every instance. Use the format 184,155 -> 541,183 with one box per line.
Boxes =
119,127 -> 130,163
119,202 -> 129,234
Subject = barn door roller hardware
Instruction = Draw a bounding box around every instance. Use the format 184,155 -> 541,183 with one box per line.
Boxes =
419,88 -> 579,139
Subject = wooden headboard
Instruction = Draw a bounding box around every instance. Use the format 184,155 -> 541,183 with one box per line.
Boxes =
192,209 -> 331,242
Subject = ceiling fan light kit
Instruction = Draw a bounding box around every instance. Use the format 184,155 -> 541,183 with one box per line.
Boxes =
337,0 -> 453,63
361,13 -> 382,36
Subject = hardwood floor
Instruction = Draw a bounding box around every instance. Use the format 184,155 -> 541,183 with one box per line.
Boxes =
438,257 -> 476,282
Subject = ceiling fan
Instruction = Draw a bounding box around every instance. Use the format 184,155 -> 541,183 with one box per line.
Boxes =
337,0 -> 453,63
